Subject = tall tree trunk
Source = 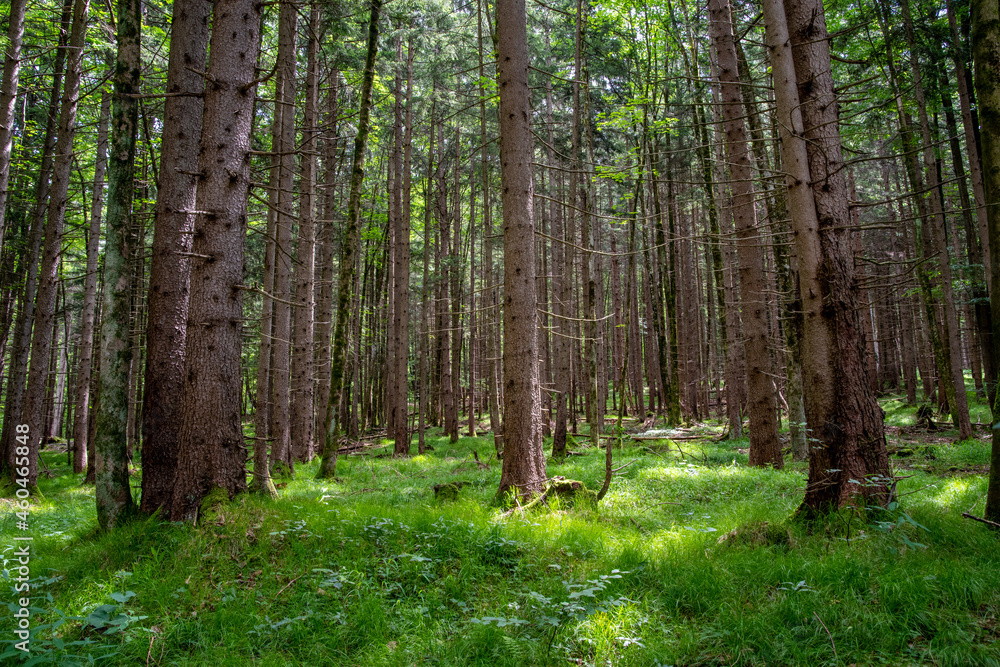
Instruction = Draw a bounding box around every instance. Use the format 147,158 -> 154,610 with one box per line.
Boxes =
449,128 -> 462,444
313,70 -> 339,448
168,0 -> 262,521
971,0 -> 1000,521
95,0 -> 141,530
901,0 -> 973,440
18,0 -> 89,489
290,4 -> 320,462
0,0 -> 28,250
709,0 -> 782,467
72,94 -> 109,474
766,0 -> 891,513
317,0 -> 381,478
141,0 -> 211,513
392,36 -> 411,456
269,0 -> 298,474
0,0 -> 71,479
495,0 -> 546,499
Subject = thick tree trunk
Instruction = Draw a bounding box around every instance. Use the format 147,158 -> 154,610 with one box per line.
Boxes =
495,0 -> 546,500
709,0 -> 782,467
141,0 -> 210,513
168,0 -> 262,521
971,0 -> 1000,522
317,0 -> 381,479
767,0 -> 891,513
72,93 -> 109,475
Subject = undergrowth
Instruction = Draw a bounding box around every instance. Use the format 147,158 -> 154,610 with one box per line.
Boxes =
3,401 -> 1000,665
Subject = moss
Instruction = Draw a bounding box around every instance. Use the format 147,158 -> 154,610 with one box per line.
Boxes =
198,487 -> 231,524
717,520 -> 793,549
546,478 -> 598,507
434,481 -> 468,501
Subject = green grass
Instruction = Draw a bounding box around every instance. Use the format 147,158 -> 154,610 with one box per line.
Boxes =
3,412 -> 1000,666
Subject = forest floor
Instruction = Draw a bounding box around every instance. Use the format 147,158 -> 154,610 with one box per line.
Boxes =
3,394 -> 1000,666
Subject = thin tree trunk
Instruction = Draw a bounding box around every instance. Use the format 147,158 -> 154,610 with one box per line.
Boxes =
709,0 -> 781,466
318,0 -> 381,478
18,0 -> 89,489
95,0 -> 140,530
313,70 -> 339,448
901,0 -> 972,440
0,0 -> 28,250
290,4 -> 320,462
72,93 -> 109,474
392,36 -> 411,456
269,0 -> 298,474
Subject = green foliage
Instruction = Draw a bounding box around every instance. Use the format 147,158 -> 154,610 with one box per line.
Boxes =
4,415 -> 1000,666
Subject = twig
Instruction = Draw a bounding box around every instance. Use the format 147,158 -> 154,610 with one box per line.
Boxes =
813,611 -> 837,662
961,512 -> 1000,529
610,459 -> 637,473
651,500 -> 683,507
276,574 -> 303,597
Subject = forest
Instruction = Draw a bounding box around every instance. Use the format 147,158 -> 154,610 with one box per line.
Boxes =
2,0 -> 1000,661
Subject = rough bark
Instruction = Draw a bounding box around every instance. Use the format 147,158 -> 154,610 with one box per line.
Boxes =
709,0 -> 782,467
495,0 -> 546,500
392,38 -> 413,457
94,0 -> 141,530
141,0 -> 210,513
767,0 -> 891,513
313,71 -> 339,448
269,0 -> 298,474
900,0 -> 973,440
168,0 -> 262,521
0,0 -> 71,479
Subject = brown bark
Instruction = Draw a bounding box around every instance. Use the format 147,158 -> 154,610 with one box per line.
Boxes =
971,0 -> 1000,521
495,0 -> 546,499
290,4 -> 320,462
0,0 -> 28,250
767,0 -> 891,513
270,0 -> 297,474
19,0 -> 89,489
901,0 -> 973,440
169,0 -> 262,521
709,0 -> 781,467
141,0 -> 210,513
72,93 -> 109,474
392,36 -> 412,456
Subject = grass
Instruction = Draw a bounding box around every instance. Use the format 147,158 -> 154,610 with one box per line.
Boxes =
3,400 -> 1000,666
